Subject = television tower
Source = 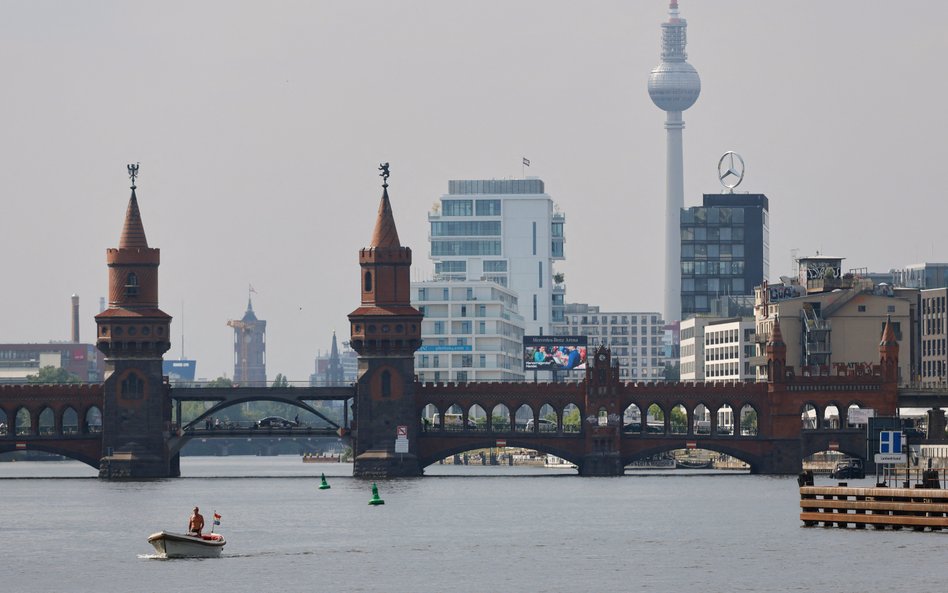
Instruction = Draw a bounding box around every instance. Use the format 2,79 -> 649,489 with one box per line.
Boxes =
648,0 -> 700,323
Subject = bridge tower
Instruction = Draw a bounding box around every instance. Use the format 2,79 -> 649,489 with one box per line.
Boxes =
348,165 -> 424,478
581,346 -> 625,476
94,166 -> 175,478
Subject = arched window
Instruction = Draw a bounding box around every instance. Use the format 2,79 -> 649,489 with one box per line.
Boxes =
121,373 -> 144,399
364,271 -> 373,292
381,370 -> 391,397
125,272 -> 140,297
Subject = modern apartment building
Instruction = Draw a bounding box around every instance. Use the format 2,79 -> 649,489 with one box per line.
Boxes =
680,317 -> 755,382
427,178 -> 565,336
553,303 -> 667,381
412,280 -> 525,383
681,194 -> 769,320
919,287 -> 948,387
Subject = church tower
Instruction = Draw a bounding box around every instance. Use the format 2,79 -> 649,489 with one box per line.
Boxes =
348,164 -> 424,477
94,165 -> 175,478
228,291 -> 267,386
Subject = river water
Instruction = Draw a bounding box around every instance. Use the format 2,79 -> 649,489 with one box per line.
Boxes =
2,457 -> 945,593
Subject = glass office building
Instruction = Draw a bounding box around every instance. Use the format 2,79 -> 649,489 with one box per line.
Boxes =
680,194 -> 769,320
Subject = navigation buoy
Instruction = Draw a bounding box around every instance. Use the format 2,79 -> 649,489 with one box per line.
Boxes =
318,473 -> 331,490
368,482 -> 385,505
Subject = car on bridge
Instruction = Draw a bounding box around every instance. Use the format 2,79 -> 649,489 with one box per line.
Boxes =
255,416 -> 298,429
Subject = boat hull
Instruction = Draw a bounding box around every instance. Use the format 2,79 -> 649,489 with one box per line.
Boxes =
147,531 -> 225,558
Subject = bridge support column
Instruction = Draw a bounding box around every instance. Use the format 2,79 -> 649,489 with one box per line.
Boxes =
755,438 -> 804,475
353,450 -> 422,479
578,453 -> 624,477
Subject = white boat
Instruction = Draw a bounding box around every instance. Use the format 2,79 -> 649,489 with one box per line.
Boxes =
147,531 -> 226,558
544,455 -> 577,469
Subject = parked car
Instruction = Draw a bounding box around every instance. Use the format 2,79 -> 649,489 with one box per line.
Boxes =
256,416 -> 297,428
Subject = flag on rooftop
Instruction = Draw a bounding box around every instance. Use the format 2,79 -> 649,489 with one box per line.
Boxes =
522,157 -> 530,167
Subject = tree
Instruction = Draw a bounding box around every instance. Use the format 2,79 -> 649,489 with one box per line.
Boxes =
27,366 -> 80,384
204,376 -> 234,388
271,374 -> 289,388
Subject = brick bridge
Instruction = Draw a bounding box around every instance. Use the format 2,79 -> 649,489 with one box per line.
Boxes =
0,169 -> 930,478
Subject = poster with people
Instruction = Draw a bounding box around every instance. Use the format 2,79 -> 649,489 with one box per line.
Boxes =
524,336 -> 588,371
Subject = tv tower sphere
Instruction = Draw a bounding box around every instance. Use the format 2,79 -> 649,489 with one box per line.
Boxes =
648,2 -> 700,112
648,61 -> 700,112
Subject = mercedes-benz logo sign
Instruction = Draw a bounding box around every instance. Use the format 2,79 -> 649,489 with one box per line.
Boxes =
718,151 -> 745,192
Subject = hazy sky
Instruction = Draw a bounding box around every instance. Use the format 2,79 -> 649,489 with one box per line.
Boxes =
3,1 -> 947,382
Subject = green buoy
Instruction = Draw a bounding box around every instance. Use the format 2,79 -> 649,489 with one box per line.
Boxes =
368,482 -> 385,505
318,473 -> 331,490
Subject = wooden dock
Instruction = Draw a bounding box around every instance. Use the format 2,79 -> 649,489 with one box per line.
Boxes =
800,484 -> 948,531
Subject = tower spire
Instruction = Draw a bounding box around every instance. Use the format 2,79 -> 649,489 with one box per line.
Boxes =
119,163 -> 148,249
370,163 -> 401,248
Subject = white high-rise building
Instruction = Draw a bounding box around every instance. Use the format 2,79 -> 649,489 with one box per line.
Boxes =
412,280 -> 525,383
426,178 -> 565,336
681,317 -> 756,383
412,178 -> 565,383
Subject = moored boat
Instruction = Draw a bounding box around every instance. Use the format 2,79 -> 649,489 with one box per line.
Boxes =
147,531 -> 225,558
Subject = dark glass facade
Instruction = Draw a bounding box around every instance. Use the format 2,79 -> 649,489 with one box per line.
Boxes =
680,194 -> 769,320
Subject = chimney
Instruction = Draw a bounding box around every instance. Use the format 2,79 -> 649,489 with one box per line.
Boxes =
71,294 -> 80,343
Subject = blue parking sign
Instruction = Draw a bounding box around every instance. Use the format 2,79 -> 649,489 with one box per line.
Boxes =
880,431 -> 903,454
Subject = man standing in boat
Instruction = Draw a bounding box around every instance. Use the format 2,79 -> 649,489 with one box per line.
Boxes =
188,507 -> 205,536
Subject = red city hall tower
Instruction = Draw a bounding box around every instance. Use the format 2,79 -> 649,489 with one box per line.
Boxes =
94,166 -> 176,478
348,165 -> 424,478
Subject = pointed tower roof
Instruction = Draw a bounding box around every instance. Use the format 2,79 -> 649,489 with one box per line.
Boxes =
241,296 -> 258,322
369,187 -> 401,249
330,330 -> 340,359
880,315 -> 898,347
118,187 -> 149,249
768,315 -> 785,346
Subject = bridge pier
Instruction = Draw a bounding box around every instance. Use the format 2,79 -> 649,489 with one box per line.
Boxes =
353,450 -> 422,479
578,453 -> 624,477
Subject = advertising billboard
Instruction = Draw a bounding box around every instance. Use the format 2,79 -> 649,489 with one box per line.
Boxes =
524,336 -> 588,372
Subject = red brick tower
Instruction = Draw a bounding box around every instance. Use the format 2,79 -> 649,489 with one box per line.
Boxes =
581,345 -> 624,476
348,164 -> 424,477
94,165 -> 175,478
766,316 -> 787,383
879,316 -> 899,384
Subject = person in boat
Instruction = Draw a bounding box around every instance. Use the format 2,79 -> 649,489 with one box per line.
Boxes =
188,507 -> 205,536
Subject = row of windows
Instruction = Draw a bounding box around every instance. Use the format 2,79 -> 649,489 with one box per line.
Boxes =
484,260 -> 507,272
682,277 -> 746,293
681,207 -> 747,225
432,240 -> 502,256
923,296 -> 946,315
440,199 -> 502,217
681,261 -> 745,277
922,360 -> 946,378
923,339 -> 947,357
431,221 -> 501,236
683,243 -> 745,259
926,318 -> 945,336
681,226 -> 745,242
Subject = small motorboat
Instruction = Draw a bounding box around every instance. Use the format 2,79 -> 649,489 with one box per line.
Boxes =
147,531 -> 226,558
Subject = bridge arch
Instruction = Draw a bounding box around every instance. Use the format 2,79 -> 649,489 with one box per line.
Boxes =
84,406 -> 102,434
514,404 -> 533,432
738,404 -> 759,436
15,407 -> 31,436
801,403 -> 820,430
417,438 -> 582,469
669,403 -> 688,435
562,402 -> 582,433
623,442 -> 763,473
62,406 -> 79,435
180,395 -> 341,432
0,408 -> 6,434
38,406 -> 55,436
646,402 -> 666,434
491,404 -> 511,432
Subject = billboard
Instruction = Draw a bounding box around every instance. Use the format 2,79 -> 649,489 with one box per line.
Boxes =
524,336 -> 588,372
